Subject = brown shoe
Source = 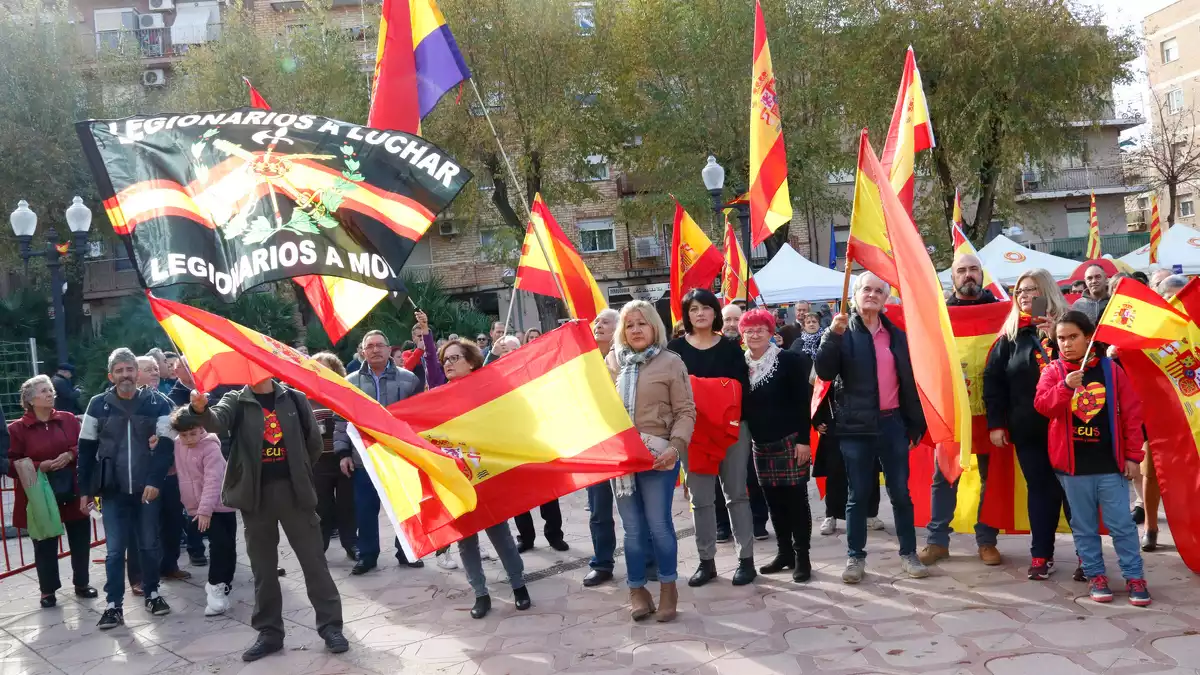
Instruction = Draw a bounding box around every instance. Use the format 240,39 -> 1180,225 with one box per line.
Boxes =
655,581 -> 678,623
918,545 -> 949,566
163,569 -> 193,581
131,583 -> 144,597
629,587 -> 655,622
978,545 -> 1002,566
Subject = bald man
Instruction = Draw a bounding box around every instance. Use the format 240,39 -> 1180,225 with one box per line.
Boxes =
720,304 -> 744,341
946,254 -> 999,306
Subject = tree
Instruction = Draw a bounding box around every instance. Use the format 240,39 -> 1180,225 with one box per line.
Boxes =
1127,91 -> 1200,226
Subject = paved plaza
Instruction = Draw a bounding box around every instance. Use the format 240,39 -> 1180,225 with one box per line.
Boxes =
0,487 -> 1198,675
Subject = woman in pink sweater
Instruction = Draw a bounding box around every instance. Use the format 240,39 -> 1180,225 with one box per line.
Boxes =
170,408 -> 237,616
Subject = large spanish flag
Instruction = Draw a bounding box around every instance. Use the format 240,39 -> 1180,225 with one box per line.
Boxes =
514,193 -> 607,323
846,146 -> 899,289
721,217 -> 760,305
146,293 -> 477,532
1150,194 -> 1163,264
880,47 -> 936,217
951,190 -> 1008,301
670,200 -> 724,323
1086,191 -> 1102,259
748,0 -> 791,248
387,320 -> 654,556
849,130 -> 972,475
370,0 -> 471,134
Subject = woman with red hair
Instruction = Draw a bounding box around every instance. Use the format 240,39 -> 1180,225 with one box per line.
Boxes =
737,308 -> 815,582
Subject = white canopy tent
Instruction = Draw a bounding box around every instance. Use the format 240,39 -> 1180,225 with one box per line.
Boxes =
1119,224 -> 1200,275
939,234 -> 1079,287
753,243 -> 850,304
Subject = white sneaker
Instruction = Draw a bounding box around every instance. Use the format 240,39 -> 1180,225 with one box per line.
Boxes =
820,517 -> 837,536
204,583 -> 227,616
901,553 -> 930,579
436,552 -> 459,570
842,557 -> 866,584
866,517 -> 886,531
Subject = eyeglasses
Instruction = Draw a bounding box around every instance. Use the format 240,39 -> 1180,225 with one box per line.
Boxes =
1015,287 -> 1040,297
742,327 -> 770,337
442,354 -> 464,366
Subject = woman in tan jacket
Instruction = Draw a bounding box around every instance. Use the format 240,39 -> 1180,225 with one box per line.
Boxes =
605,300 -> 695,623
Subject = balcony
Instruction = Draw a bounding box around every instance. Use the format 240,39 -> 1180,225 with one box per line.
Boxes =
1015,165 -> 1148,201
82,258 -> 141,300
1026,233 -> 1150,261
85,24 -> 220,64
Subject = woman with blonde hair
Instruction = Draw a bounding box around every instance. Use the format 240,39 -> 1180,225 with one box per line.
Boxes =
605,300 -> 695,622
983,268 -> 1075,582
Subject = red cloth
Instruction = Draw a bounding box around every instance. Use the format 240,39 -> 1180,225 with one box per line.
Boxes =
687,376 -> 742,475
1034,358 -> 1145,476
403,348 -> 424,372
6,410 -> 85,528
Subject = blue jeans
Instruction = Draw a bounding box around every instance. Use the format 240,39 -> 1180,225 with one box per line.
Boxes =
458,522 -> 525,597
840,413 -> 917,559
926,455 -> 999,548
587,481 -> 654,572
1058,473 -> 1144,580
352,468 -> 406,564
102,493 -> 163,605
615,463 -> 679,588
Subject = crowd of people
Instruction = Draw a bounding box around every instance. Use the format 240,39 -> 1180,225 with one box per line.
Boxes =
0,254 -> 1175,659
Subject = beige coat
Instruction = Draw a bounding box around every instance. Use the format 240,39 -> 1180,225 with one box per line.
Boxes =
605,349 -> 696,454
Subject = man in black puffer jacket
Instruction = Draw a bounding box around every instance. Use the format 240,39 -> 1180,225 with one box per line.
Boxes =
815,272 -> 926,586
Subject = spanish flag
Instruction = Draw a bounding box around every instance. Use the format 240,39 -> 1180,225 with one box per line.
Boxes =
951,190 -> 1008,301
146,293 -> 477,532
514,193 -> 607,323
670,200 -> 723,323
848,130 -> 972,475
1086,191 -> 1102,259
1150,194 -> 1163,264
388,320 -> 654,556
721,217 -> 760,305
370,0 -> 471,134
748,0 -> 791,248
1095,277 -> 1190,350
881,47 -> 935,217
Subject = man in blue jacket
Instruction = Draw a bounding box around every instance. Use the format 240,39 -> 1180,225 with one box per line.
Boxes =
78,348 -> 175,630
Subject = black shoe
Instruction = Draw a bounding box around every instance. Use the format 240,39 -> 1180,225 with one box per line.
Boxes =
1073,565 -> 1086,582
1142,530 -> 1159,552
242,635 -> 283,662
793,553 -> 812,583
74,585 -> 98,599
715,529 -> 733,544
759,554 -> 795,574
548,539 -> 570,552
39,594 -> 55,609
351,560 -> 376,575
398,559 -> 425,569
189,553 -> 208,567
753,525 -> 770,541
97,606 -> 124,630
688,559 -> 718,587
323,630 -> 349,654
517,539 -> 534,553
514,586 -> 531,611
345,549 -> 358,562
732,557 -> 757,586
470,594 -> 492,619
277,568 -> 286,577
145,595 -> 171,616
583,570 -> 613,587
1132,505 -> 1146,525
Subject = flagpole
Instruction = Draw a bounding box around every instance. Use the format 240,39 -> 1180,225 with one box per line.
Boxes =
467,78 -> 575,320
840,263 -> 853,311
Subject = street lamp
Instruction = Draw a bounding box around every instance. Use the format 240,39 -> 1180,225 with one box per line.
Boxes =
10,197 -> 93,368
700,156 -> 753,273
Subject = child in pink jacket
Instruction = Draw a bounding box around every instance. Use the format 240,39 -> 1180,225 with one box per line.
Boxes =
170,408 -> 237,616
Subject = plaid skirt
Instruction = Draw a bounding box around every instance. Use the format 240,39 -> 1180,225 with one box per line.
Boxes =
752,432 -> 810,488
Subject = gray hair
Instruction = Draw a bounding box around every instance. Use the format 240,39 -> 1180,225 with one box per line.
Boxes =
494,335 -> 521,352
850,272 -> 890,309
1160,274 -> 1189,297
361,329 -> 389,348
593,308 -> 619,327
108,348 -> 138,373
19,374 -> 53,412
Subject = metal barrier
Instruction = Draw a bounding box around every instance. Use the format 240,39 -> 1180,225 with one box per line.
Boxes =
0,475 -> 107,581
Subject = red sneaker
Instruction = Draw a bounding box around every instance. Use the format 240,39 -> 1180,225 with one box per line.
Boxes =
1088,575 -> 1113,603
1028,557 -> 1051,581
1127,579 -> 1152,607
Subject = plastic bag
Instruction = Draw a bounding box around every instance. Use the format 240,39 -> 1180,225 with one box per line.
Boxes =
25,472 -> 65,542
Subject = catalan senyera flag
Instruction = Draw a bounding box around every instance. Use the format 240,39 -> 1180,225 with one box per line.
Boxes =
880,47 -> 936,217
748,0 -> 791,248
1095,277 -> 1191,350
670,200 -> 724,323
1086,191 -> 1102,259
721,217 -> 761,305
1150,194 -> 1163,264
370,0 -> 471,134
146,293 -> 477,536
951,190 -> 1008,301
387,320 -> 654,557
849,130 -> 971,476
514,194 -> 607,323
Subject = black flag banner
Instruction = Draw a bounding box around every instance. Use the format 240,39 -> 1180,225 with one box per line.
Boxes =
76,109 -> 472,302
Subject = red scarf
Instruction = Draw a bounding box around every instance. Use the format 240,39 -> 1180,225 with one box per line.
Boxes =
1062,355 -> 1101,372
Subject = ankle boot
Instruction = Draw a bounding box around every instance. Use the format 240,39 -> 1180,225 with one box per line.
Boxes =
759,552 -> 795,574
732,557 -> 757,586
629,587 -> 655,621
687,559 -> 718,587
655,582 -> 678,622
792,550 -> 812,583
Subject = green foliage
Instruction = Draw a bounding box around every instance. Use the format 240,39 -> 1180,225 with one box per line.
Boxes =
69,296 -> 166,396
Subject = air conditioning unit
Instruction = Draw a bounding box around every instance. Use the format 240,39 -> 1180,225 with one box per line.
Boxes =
142,69 -> 167,86
633,236 -> 661,259
438,221 -> 459,236
148,0 -> 175,10
138,12 -> 165,29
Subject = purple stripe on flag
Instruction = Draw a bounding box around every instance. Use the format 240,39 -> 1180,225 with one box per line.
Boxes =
414,24 -> 471,119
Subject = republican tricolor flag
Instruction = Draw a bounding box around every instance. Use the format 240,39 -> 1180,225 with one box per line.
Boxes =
721,217 -> 760,305
748,0 -> 791,248
670,200 -> 723,323
881,47 -> 936,218
514,194 -> 607,323
951,189 -> 1008,301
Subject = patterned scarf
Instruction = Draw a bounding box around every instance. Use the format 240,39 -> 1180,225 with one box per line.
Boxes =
746,343 -> 782,390
798,329 -> 824,356
612,345 -> 661,497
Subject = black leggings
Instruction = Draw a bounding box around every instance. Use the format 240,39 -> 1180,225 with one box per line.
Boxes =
763,484 -> 811,564
1014,437 -> 1072,560
34,518 -> 92,595
205,512 -> 238,587
514,499 -> 564,545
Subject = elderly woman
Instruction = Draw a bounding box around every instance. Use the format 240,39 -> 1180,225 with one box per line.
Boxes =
438,338 -> 530,618
738,309 -> 814,582
7,375 -> 95,608
606,300 -> 695,622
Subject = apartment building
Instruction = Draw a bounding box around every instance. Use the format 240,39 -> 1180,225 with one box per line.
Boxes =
1143,0 -> 1200,230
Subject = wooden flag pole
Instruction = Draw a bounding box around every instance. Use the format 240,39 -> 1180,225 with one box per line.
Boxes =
840,262 -> 854,311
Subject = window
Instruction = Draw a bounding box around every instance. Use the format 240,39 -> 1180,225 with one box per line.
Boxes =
573,2 -> 595,36
1066,208 -> 1091,239
1173,141 -> 1188,160
577,218 -> 616,253
1182,199 -> 1196,217
578,155 -> 609,181
1169,88 -> 1185,114
1137,196 -> 1149,210
1163,37 -> 1179,64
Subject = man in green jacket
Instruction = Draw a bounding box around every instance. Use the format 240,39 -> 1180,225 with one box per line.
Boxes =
191,378 -> 348,662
